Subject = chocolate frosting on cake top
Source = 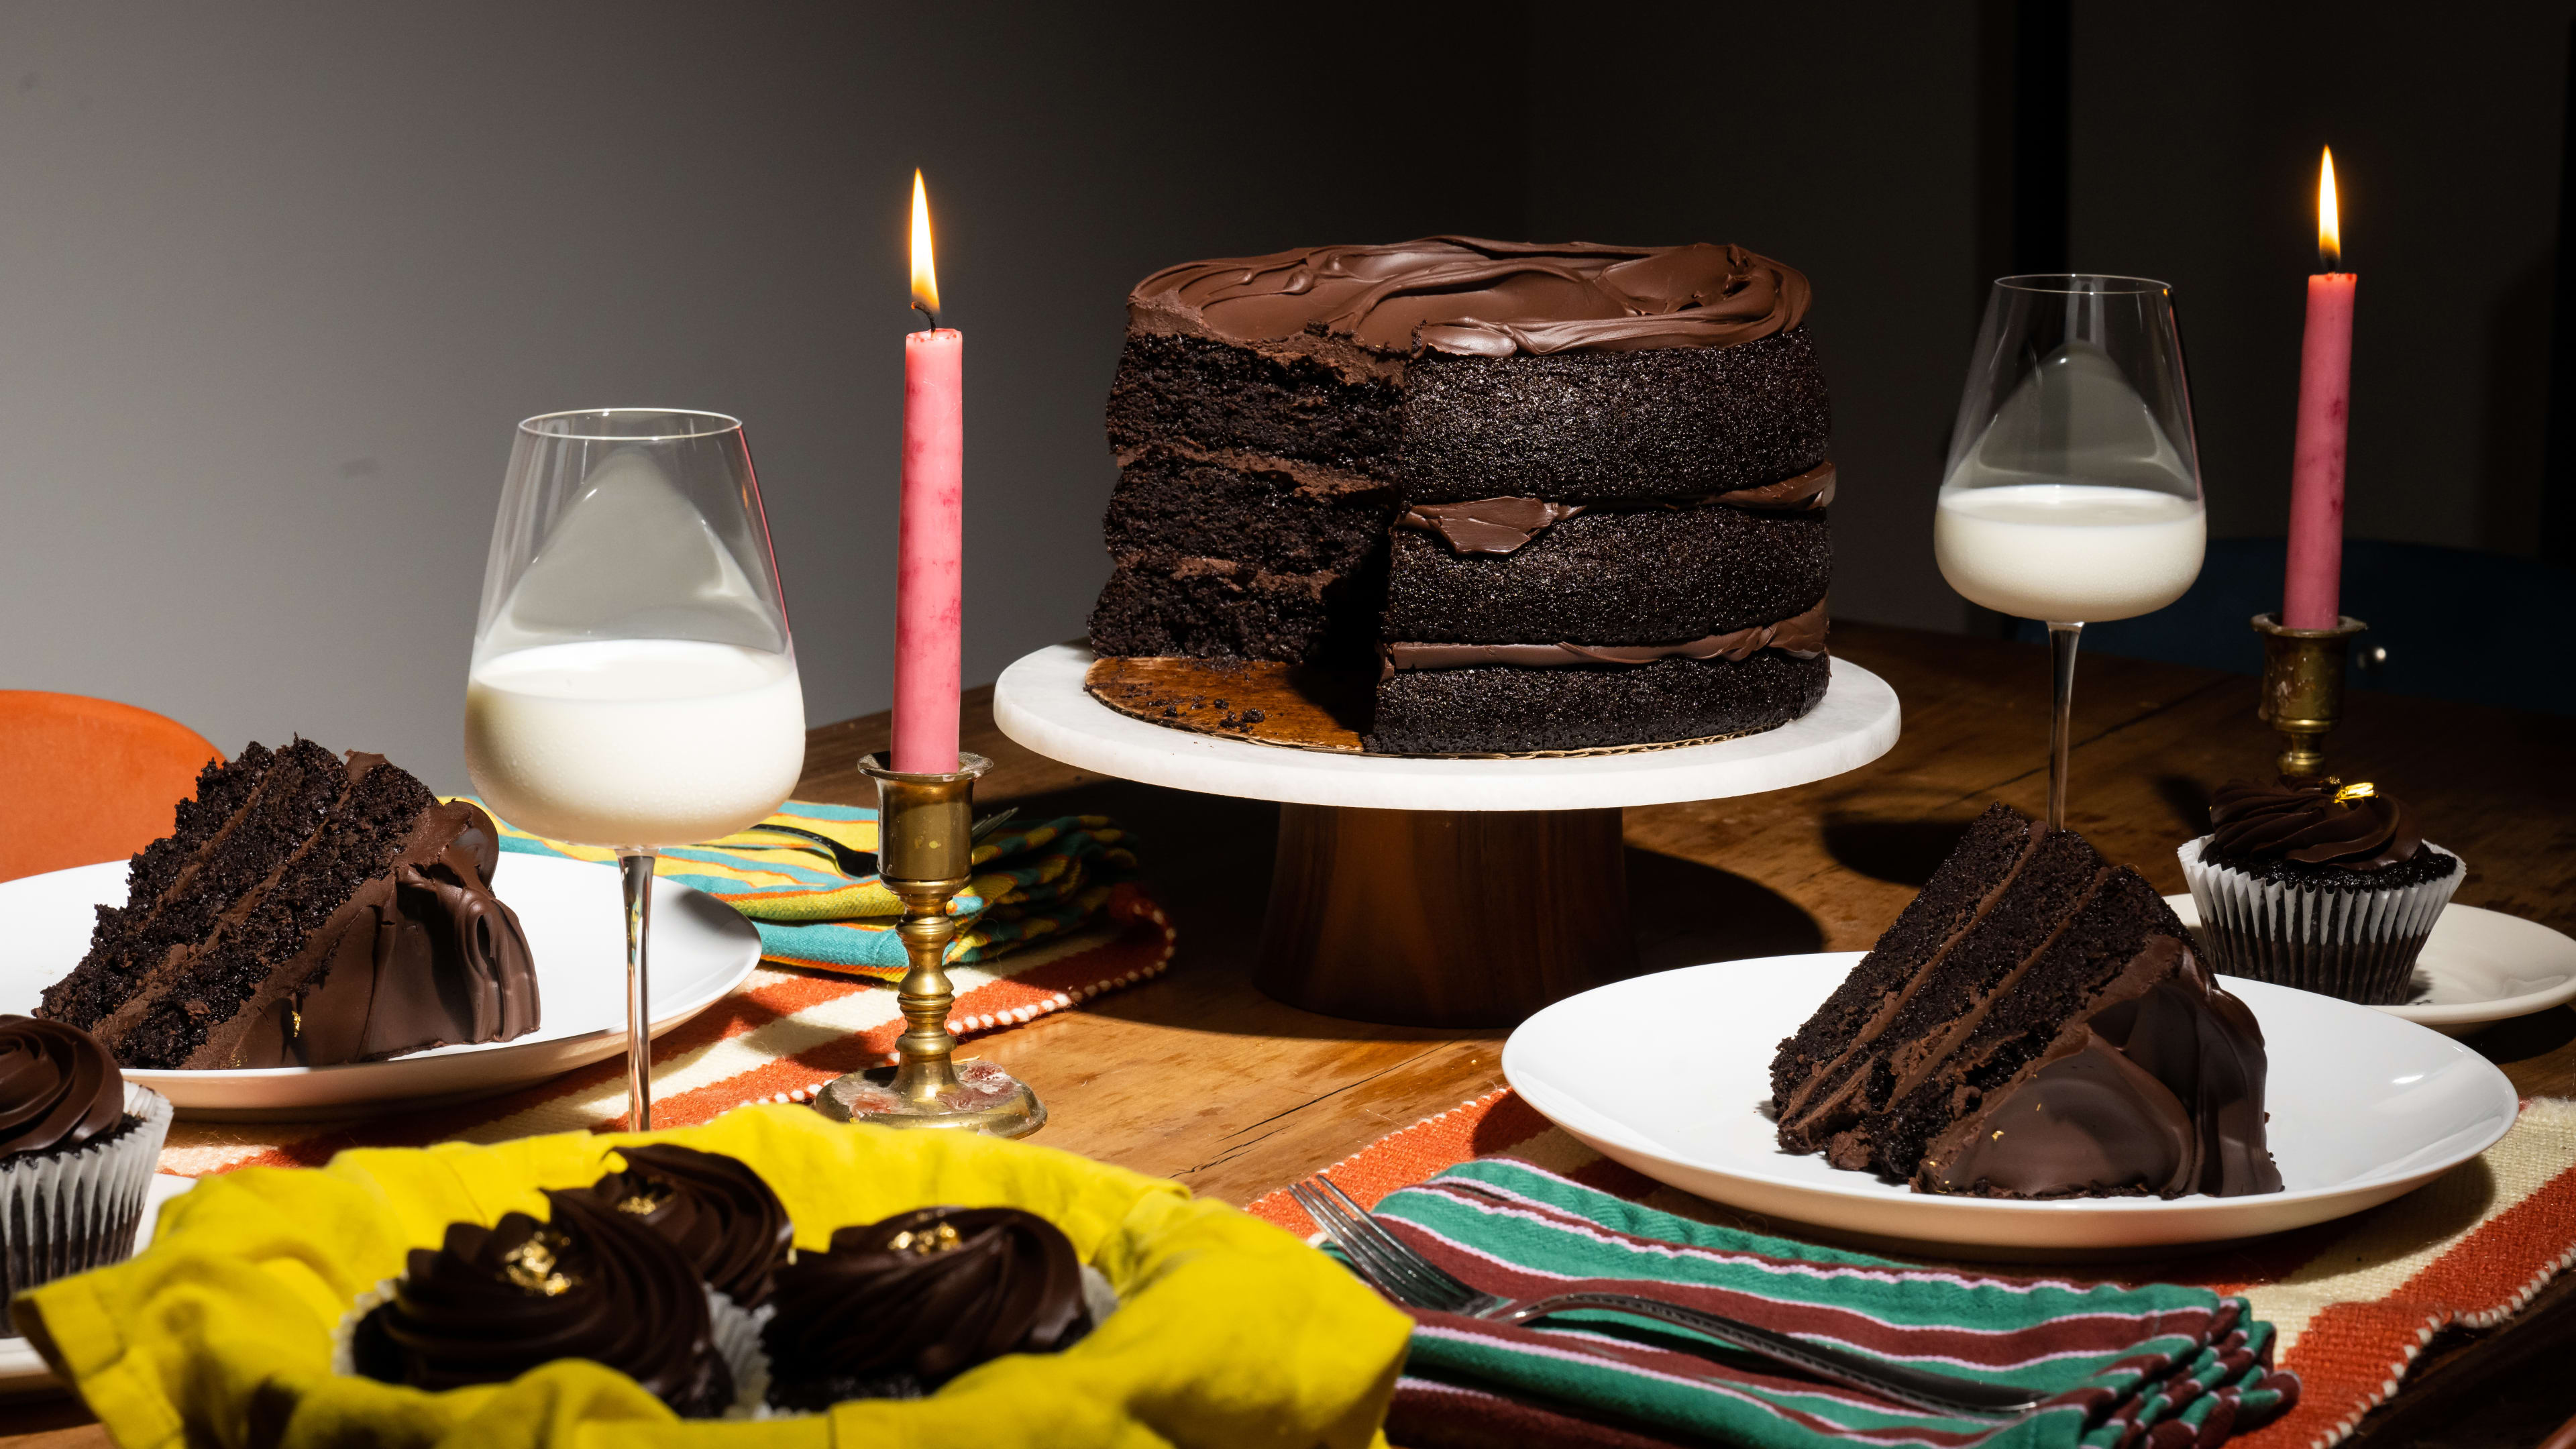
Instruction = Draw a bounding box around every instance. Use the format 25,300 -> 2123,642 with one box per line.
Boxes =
763,1205 -> 1090,1399
1130,238 -> 1811,357
2207,778 -> 2422,869
0,1016 -> 123,1158
356,1189 -> 727,1413
589,1143 -> 794,1309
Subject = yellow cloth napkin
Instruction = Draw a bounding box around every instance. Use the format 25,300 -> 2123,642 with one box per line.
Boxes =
17,1106 -> 1409,1448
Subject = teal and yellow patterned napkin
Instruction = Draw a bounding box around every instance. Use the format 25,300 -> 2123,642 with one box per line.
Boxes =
472,798 -> 1142,980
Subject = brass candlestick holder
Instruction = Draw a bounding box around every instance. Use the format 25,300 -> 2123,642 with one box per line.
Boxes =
2251,612 -> 2369,780
811,751 -> 1046,1138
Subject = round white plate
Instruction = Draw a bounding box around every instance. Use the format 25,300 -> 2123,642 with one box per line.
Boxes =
992,644 -> 1900,812
0,855 -> 761,1121
1,1172 -> 197,1399
2163,895 -> 2576,1037
1502,953 -> 2519,1252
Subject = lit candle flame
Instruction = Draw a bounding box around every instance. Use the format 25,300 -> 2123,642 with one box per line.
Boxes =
910,168 -> 941,325
2317,147 -> 2341,272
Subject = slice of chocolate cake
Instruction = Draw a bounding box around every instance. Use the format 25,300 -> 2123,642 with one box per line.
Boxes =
1090,237 -> 1834,755
1768,803 -> 2281,1199
38,743 -> 538,1069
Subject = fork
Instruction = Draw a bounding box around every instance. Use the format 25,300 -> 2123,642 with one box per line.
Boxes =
1287,1176 -> 2049,1421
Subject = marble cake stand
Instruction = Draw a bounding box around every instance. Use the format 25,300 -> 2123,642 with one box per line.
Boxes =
991,644 -> 1901,1027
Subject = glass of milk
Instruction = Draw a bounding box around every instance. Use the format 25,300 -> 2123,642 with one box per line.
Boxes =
465,410 -> 804,1129
1935,276 -> 2204,833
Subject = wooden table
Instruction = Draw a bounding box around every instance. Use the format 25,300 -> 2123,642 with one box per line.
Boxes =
11,622 -> 2571,1446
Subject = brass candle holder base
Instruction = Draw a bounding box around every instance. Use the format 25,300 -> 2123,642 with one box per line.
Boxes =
810,752 -> 1046,1139
2251,612 -> 2368,780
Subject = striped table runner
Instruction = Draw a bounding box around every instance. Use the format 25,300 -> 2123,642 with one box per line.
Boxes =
156,891 -> 1175,1177
1252,1093 -> 2576,1449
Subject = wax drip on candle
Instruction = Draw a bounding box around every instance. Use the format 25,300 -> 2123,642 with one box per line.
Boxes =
910,168 -> 942,331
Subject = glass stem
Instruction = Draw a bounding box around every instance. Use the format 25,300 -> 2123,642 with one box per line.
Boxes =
2047,623 -> 2083,833
620,851 -> 658,1131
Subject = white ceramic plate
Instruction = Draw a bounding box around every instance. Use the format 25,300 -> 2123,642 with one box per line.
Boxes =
1502,953 -> 2518,1253
1,1173 -> 197,1399
0,855 -> 761,1121
2163,895 -> 2576,1037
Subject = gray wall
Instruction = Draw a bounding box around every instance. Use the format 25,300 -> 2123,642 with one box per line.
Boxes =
0,1 -> 1523,790
3,2 -> 2565,794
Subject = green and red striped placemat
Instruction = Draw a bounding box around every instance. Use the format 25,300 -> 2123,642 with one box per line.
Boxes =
1250,1091 -> 2576,1448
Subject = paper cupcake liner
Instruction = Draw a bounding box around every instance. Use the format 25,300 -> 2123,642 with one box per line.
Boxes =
1,1081 -> 174,1336
2179,836 -> 2465,1004
332,1276 -> 770,1419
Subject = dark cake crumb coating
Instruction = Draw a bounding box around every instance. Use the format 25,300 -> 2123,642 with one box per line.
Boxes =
1366,651 -> 1827,756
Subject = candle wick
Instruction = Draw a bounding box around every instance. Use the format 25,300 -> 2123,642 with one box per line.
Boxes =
912,301 -> 941,332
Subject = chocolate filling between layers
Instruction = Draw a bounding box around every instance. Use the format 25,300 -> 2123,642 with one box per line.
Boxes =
1395,461 -> 1837,555
1380,599 -> 1829,679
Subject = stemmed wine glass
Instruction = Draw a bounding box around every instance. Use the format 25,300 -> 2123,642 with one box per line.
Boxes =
1936,276 -> 2205,831
464,410 -> 804,1129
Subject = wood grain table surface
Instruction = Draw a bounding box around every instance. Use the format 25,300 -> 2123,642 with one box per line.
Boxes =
11,621 -> 2571,1446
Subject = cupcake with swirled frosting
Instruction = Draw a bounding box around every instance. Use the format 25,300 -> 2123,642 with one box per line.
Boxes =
586,1144 -> 793,1310
761,1206 -> 1098,1410
346,1187 -> 746,1415
2178,777 -> 2464,1004
0,1016 -> 172,1334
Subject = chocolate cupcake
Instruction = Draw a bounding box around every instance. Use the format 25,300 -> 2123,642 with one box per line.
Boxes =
761,1206 -> 1093,1411
2179,779 -> 2464,1004
587,1144 -> 793,1309
0,1016 -> 174,1334
347,1187 -> 743,1415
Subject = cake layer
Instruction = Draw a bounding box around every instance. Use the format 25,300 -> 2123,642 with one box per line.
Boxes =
1398,328 -> 1830,502
1099,447 -> 1394,579
1088,554 -> 1369,664
1106,331 -> 1401,476
1382,502 -> 1827,645
1364,649 -> 1827,755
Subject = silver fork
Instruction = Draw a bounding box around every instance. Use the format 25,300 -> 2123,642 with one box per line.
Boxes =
1287,1176 -> 2048,1421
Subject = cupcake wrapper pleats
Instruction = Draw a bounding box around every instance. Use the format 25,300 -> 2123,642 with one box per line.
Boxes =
1,1081 -> 173,1334
2178,837 -> 2465,1005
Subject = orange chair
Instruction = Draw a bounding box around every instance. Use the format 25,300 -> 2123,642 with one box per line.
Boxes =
0,692 -> 221,883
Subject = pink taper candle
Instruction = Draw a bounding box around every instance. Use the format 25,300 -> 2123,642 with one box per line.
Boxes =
2284,147 -> 2355,631
892,170 -> 963,772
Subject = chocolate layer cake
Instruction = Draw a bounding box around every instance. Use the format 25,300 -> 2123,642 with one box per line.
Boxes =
1088,237 -> 1833,755
1769,803 -> 2282,1199
37,741 -> 538,1069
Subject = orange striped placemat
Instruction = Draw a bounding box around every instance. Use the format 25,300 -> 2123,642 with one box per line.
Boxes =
156,885 -> 1175,1177
1250,1091 -> 2576,1449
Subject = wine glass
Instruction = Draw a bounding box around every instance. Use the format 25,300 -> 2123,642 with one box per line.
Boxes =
1936,276 -> 2205,831
464,409 -> 804,1129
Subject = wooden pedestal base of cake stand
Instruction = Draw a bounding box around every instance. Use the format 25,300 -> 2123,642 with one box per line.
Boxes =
991,645 -> 1901,1028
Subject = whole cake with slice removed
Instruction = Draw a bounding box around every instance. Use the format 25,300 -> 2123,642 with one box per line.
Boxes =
1088,236 -> 1833,755
37,740 -> 539,1070
1769,802 -> 2282,1199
